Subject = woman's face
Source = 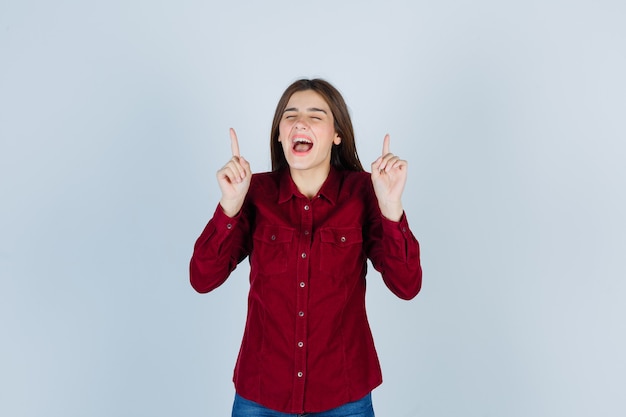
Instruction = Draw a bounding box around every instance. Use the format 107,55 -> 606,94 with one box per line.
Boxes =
278,89 -> 341,176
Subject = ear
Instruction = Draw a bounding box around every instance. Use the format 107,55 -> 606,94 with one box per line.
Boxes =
334,134 -> 341,145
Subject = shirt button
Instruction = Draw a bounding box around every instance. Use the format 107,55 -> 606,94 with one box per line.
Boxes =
300,282 -> 305,288
298,342 -> 304,348
301,252 -> 307,259
340,236 -> 346,243
298,311 -> 304,317
271,234 -> 276,240
304,230 -> 310,235
226,224 -> 232,230
297,372 -> 303,378
304,205 -> 310,211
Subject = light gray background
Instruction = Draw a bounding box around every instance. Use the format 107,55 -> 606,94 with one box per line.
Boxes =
1,1 -> 625,416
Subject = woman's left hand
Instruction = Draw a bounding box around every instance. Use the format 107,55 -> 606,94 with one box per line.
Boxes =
371,134 -> 407,222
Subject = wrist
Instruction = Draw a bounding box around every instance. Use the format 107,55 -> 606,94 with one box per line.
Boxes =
219,198 -> 244,218
379,201 -> 403,222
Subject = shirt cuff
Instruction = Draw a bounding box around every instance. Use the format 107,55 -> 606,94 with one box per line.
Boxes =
212,203 -> 241,233
380,211 -> 410,240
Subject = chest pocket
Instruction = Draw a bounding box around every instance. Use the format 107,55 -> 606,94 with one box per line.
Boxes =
319,227 -> 364,277
252,225 -> 295,275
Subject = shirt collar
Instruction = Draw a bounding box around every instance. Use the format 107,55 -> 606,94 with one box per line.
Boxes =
277,167 -> 341,205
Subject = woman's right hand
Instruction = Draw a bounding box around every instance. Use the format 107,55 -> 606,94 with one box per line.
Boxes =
216,128 -> 251,217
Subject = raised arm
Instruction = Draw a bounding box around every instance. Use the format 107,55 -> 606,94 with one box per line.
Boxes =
190,129 -> 253,293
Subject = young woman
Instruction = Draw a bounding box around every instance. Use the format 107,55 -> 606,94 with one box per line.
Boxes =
190,79 -> 422,417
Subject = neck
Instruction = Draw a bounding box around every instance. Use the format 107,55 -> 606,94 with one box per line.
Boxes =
290,165 -> 331,199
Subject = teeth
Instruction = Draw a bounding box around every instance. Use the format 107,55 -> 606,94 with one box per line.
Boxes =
294,138 -> 312,144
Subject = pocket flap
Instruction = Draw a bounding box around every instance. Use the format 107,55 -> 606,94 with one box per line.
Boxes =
255,225 -> 294,244
319,227 -> 362,247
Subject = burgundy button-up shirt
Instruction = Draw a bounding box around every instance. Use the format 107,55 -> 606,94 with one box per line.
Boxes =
190,167 -> 421,413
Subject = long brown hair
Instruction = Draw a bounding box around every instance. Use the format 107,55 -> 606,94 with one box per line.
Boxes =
270,79 -> 364,172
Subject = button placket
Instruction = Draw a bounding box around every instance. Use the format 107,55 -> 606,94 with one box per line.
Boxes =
293,198 -> 312,405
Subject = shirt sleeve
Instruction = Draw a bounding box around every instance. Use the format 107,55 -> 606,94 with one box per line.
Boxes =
365,187 -> 422,300
189,203 -> 251,293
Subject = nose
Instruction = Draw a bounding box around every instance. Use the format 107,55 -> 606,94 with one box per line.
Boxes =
294,117 -> 308,130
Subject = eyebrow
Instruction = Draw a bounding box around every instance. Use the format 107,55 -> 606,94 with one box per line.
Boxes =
283,107 -> 328,114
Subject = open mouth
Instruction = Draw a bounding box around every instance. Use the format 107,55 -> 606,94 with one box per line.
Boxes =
292,137 -> 313,153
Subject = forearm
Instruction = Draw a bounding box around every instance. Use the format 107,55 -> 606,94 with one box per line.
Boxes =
189,204 -> 249,293
369,213 -> 422,300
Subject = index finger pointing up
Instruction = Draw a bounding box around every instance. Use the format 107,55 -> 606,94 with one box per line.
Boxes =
230,128 -> 240,157
382,133 -> 390,156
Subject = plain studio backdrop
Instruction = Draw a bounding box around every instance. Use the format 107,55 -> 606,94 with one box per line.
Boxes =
1,1 -> 625,416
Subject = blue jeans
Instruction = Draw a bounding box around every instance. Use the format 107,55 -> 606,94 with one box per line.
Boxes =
231,392 -> 375,417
